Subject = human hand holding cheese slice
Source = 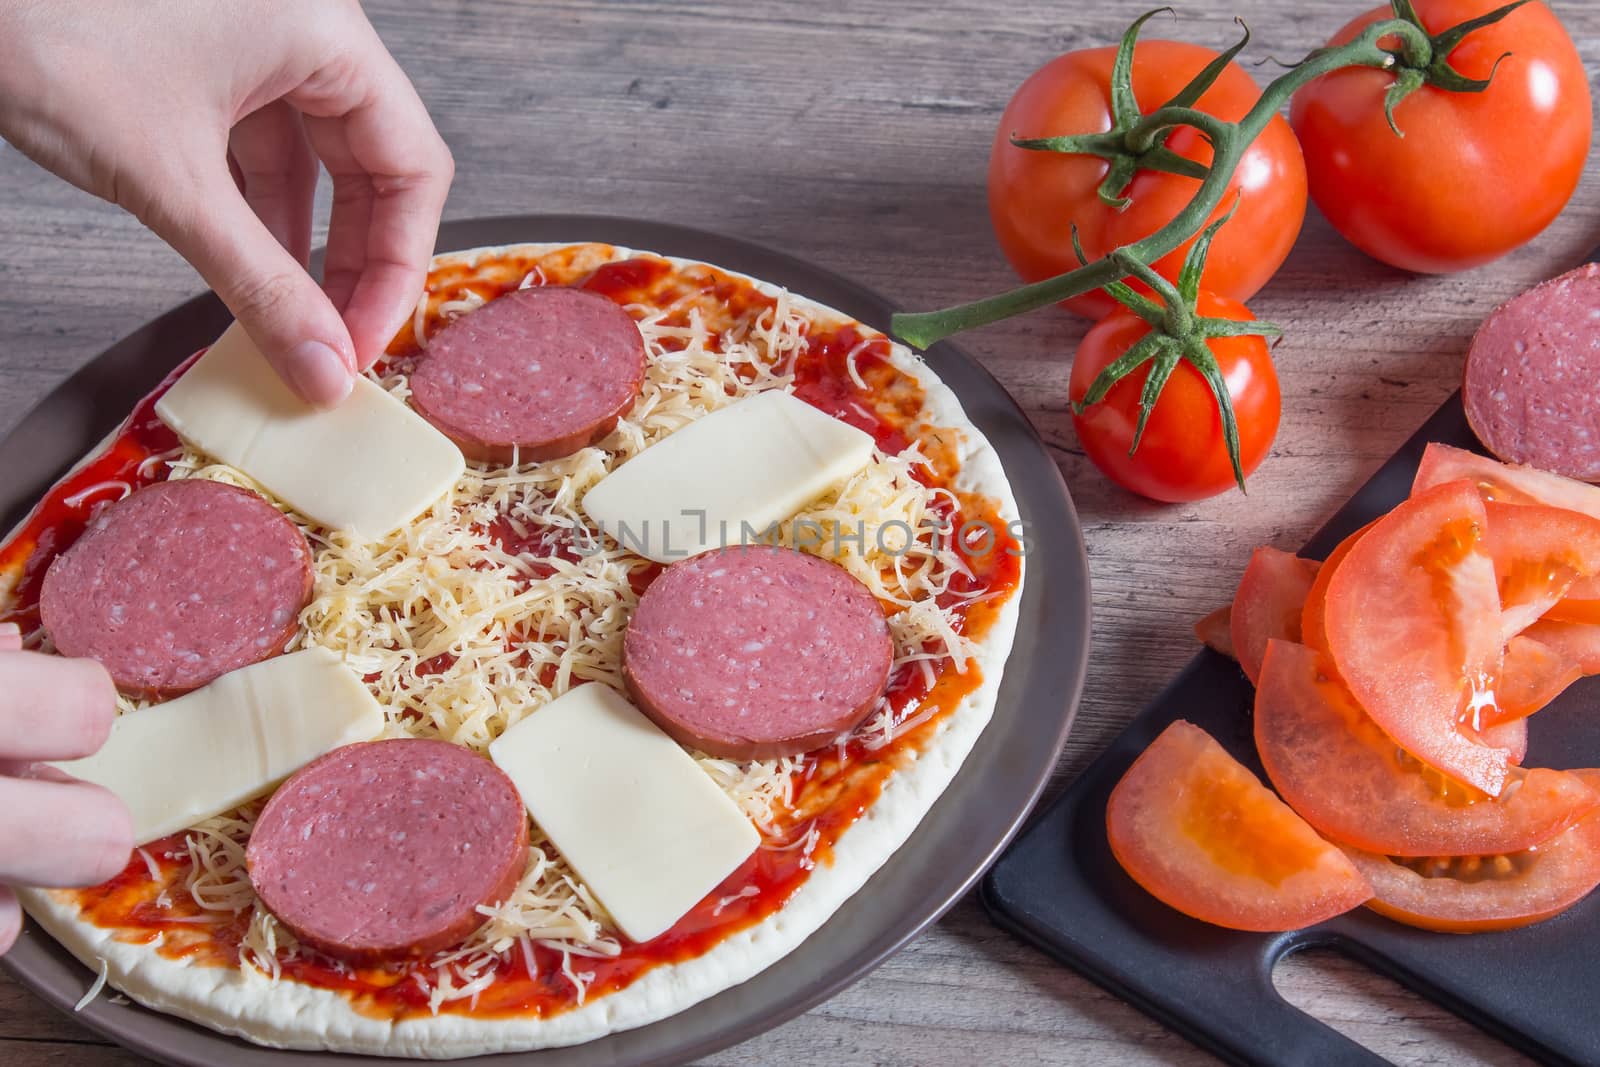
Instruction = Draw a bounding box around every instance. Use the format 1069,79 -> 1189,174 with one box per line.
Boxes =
156,322 -> 466,540
52,647 -> 385,847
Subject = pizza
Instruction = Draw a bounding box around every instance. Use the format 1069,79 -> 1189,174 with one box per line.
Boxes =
3,242 -> 1025,1056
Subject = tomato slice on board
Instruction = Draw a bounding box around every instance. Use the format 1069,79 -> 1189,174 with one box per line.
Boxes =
1482,718 -> 1527,767
1521,618 -> 1600,675
1106,720 -> 1371,932
1544,579 -> 1600,625
1345,781 -> 1600,934
1324,480 -> 1510,796
1194,605 -> 1235,658
1301,521 -> 1376,655
1254,641 -> 1596,857
1413,442 -> 1600,519
1482,501 -> 1600,639
1490,635 -> 1582,725
1229,547 -> 1319,684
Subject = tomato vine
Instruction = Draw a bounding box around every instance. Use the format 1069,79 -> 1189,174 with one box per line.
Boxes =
890,1 -> 1527,349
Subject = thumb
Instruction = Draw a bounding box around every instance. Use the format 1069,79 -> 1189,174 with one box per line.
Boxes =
148,173 -> 356,408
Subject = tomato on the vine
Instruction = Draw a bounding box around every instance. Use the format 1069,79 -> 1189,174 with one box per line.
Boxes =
1069,290 -> 1280,503
1290,0 -> 1591,273
989,39 -> 1306,319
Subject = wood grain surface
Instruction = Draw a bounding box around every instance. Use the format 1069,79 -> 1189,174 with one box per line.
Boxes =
0,0 -> 1595,1063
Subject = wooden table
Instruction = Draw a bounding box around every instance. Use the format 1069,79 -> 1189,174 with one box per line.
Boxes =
0,1 -> 1594,1063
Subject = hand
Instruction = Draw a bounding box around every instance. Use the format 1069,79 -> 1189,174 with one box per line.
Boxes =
0,0 -> 454,407
0,624 -> 131,955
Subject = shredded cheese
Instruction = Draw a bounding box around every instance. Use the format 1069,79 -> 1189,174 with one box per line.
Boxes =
146,251 -> 989,1000
74,957 -> 109,1012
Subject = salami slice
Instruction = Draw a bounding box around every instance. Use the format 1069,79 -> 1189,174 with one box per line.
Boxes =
409,286 -> 647,464
1463,264 -> 1600,481
622,546 -> 893,759
39,479 -> 313,697
246,739 -> 530,964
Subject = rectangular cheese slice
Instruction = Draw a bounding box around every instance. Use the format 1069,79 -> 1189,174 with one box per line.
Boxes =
580,390 -> 874,563
489,683 -> 758,943
155,322 -> 465,540
54,647 -> 385,845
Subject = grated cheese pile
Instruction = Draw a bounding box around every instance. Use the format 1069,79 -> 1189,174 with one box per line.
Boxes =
135,259 -> 990,1011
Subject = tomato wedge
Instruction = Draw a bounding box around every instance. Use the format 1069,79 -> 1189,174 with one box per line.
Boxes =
1194,605 -> 1235,658
1491,635 -> 1582,725
1301,521 -> 1375,655
1230,547 -> 1319,683
1345,781 -> 1600,934
1550,579 -> 1600,618
1521,618 -> 1600,675
1483,718 -> 1526,766
1106,721 -> 1371,932
1324,480 -> 1510,795
1481,501 -> 1600,639
1414,443 -> 1600,519
1254,641 -> 1596,857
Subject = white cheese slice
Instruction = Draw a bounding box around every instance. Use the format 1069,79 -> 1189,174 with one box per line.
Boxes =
154,321 -> 465,539
54,647 -> 385,845
580,390 -> 874,562
489,683 -> 758,943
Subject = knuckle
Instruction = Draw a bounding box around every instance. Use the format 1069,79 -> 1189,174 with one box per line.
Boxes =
228,269 -> 302,327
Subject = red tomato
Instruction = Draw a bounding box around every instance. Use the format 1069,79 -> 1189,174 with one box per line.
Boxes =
1193,605 -> 1235,659
1522,618 -> 1600,675
1069,292 -> 1280,503
1291,0 -> 1591,273
1481,501 -> 1600,638
1492,635 -> 1582,724
1323,481 -> 1509,795
1300,521 -> 1377,655
1106,721 -> 1371,932
990,41 -> 1306,318
1484,717 -> 1528,767
1414,444 -> 1600,519
1230,547 -> 1319,684
1346,782 -> 1600,933
1254,641 -> 1596,857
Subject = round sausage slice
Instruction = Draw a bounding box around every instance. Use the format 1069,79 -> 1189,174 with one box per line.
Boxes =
40,479 -> 313,697
623,546 -> 893,759
410,286 -> 647,464
1464,264 -> 1600,481
246,739 -> 529,964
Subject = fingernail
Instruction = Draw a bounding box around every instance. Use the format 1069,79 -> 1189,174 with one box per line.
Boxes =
286,341 -> 354,407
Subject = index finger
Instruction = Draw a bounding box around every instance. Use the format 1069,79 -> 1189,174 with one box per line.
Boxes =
291,29 -> 453,369
0,653 -> 116,761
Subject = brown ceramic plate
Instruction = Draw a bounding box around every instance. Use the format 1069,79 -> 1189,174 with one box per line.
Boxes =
0,216 -> 1089,1066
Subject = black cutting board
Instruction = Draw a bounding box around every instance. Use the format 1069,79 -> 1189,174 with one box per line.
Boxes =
981,390 -> 1600,1067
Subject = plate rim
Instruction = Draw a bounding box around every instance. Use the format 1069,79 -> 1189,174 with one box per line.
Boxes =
0,213 -> 1090,1066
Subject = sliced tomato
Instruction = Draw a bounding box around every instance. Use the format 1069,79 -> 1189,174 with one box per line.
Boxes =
1521,618 -> 1600,675
1229,547 -> 1319,684
1301,521 -> 1376,655
1490,635 -> 1582,725
1414,442 -> 1600,519
1324,480 -> 1509,795
1194,605 -> 1235,658
1106,720 -> 1371,932
1346,781 -> 1600,934
1481,501 -> 1600,639
1551,581 -> 1600,619
1254,641 -> 1595,857
1483,718 -> 1527,766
